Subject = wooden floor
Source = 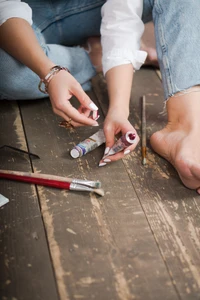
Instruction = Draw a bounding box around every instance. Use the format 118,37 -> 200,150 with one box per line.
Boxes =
1,68 -> 200,300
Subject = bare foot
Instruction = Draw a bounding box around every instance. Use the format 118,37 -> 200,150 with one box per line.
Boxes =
85,36 -> 102,73
150,91 -> 200,192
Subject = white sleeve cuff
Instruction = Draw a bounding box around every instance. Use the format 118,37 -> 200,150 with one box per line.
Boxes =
0,1 -> 33,26
102,48 -> 147,75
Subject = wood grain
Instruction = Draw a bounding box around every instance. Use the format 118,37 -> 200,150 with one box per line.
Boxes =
0,101 -> 59,300
1,67 -> 200,300
93,69 -> 200,300
20,90 -> 178,299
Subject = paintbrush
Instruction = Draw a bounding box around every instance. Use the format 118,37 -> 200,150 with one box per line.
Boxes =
141,95 -> 147,165
0,170 -> 104,197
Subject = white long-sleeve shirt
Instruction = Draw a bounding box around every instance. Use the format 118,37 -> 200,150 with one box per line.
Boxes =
101,0 -> 147,74
0,0 -> 32,27
0,0 -> 147,75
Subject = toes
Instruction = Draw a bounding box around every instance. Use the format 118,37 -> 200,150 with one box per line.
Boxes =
196,188 -> 200,194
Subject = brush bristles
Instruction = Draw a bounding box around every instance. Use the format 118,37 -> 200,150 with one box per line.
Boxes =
93,188 -> 105,197
72,179 -> 102,188
70,183 -> 104,196
142,157 -> 147,165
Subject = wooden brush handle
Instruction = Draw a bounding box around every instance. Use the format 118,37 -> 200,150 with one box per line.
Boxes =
141,95 -> 146,147
0,170 -> 71,189
0,169 -> 71,183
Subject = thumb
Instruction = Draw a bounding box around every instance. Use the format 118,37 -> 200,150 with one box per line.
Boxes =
103,126 -> 116,157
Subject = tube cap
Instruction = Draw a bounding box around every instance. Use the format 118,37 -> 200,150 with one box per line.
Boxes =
70,148 -> 80,158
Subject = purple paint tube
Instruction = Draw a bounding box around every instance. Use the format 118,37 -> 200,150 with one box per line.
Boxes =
107,131 -> 136,156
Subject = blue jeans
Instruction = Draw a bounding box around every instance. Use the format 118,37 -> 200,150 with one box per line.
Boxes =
1,0 -> 200,100
143,0 -> 200,100
0,0 -> 105,100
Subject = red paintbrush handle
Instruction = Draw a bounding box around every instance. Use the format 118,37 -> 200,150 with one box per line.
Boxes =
0,173 -> 71,189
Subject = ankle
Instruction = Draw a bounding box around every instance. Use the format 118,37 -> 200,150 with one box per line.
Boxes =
167,90 -> 200,129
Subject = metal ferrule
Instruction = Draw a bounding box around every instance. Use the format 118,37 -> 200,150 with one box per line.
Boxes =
70,183 -> 94,192
72,179 -> 101,188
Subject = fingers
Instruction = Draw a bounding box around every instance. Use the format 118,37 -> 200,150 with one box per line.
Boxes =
99,136 -> 139,166
99,124 -> 140,167
48,72 -> 99,127
71,81 -> 99,120
52,96 -> 99,127
53,107 -> 99,128
78,105 -> 100,121
102,125 -> 116,157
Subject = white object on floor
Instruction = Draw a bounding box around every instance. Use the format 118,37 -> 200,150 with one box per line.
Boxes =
0,194 -> 9,207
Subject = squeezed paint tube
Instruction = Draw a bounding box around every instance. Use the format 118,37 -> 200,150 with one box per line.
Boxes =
106,131 -> 136,156
70,129 -> 106,158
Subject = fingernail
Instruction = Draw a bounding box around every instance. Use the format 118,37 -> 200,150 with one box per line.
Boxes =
103,158 -> 111,163
197,188 -> 200,194
104,147 -> 110,156
94,114 -> 100,121
89,102 -> 98,110
92,110 -> 100,121
124,149 -> 130,155
92,110 -> 97,120
99,162 -> 107,167
92,122 -> 99,127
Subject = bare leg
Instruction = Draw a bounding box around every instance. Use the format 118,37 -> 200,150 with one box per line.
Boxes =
86,22 -> 159,73
85,36 -> 102,73
140,22 -> 158,67
150,89 -> 200,192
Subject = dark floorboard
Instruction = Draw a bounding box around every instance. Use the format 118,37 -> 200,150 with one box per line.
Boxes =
0,69 -> 200,300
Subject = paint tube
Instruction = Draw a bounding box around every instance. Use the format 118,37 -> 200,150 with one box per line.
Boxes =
107,131 -> 136,156
70,129 -> 106,158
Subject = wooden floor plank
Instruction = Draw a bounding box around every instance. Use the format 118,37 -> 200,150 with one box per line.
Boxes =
19,91 -> 178,300
0,101 -> 59,300
92,69 -> 200,300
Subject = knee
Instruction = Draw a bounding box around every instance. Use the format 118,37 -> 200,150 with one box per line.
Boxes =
0,49 -> 44,100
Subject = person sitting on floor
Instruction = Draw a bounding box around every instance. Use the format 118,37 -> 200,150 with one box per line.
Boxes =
1,0 -> 200,193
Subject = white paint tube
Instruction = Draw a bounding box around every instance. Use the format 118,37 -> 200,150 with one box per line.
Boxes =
70,129 -> 106,158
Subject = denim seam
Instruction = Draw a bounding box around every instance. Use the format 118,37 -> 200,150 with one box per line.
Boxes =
38,1 -> 105,32
154,1 -> 173,99
153,0 -> 163,14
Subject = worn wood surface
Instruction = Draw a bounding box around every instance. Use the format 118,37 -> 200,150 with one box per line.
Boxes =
0,101 -> 59,300
0,68 -> 200,300
92,69 -> 200,300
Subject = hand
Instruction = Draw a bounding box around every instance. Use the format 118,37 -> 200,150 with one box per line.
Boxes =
47,70 -> 99,127
99,109 -> 140,166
